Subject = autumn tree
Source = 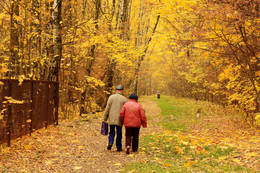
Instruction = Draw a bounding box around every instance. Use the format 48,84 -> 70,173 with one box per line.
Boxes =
0,0 -> 258,126
9,0 -> 20,77
145,0 -> 259,125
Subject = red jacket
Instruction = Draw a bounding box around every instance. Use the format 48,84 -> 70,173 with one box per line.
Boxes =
120,99 -> 147,128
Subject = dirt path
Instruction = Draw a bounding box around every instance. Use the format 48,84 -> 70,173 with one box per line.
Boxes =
0,97 -> 162,173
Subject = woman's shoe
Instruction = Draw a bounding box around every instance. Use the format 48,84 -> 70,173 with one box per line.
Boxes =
107,144 -> 112,150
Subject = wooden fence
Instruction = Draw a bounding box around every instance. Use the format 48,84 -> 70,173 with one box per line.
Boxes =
0,79 -> 59,146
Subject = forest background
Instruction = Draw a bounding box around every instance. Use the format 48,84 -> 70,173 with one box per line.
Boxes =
0,0 -> 259,126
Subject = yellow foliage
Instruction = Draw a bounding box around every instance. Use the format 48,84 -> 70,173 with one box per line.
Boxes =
0,67 -> 9,73
24,145 -> 32,150
3,97 -> 24,104
113,163 -> 121,166
71,140 -> 79,143
255,113 -> 260,126
245,152 -> 258,157
163,162 -> 171,167
73,166 -> 82,170
183,161 -> 193,167
0,12 -> 7,20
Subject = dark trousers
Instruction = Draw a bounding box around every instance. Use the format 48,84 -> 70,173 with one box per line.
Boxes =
125,127 -> 140,152
108,125 -> 122,149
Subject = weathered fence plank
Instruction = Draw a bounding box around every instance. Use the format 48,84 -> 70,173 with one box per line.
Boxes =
0,79 -> 59,146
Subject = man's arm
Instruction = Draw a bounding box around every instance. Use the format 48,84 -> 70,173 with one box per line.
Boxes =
103,96 -> 112,121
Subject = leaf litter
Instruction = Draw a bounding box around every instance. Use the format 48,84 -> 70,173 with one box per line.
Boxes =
0,97 -> 259,172
0,99 -> 162,173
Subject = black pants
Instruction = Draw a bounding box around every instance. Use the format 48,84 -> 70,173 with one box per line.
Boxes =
125,127 -> 140,152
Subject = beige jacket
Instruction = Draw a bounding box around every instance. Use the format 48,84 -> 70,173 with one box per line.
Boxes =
103,92 -> 127,126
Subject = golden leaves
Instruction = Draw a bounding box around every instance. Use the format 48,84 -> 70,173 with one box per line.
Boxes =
0,12 -> 6,21
0,67 -> 9,73
174,146 -> 183,154
163,162 -> 171,168
183,161 -> 193,167
113,163 -> 121,166
71,140 -> 79,143
74,166 -> 82,170
231,158 -> 243,165
24,145 -> 32,150
84,76 -> 105,88
255,113 -> 260,126
78,146 -> 84,150
245,152 -> 258,157
26,119 -> 31,123
3,97 -> 24,104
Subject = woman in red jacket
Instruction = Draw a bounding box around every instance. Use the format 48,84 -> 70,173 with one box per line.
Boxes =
120,94 -> 147,154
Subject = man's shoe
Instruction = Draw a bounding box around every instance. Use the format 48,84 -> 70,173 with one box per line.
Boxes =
126,146 -> 130,154
117,148 -> 122,152
107,144 -> 112,150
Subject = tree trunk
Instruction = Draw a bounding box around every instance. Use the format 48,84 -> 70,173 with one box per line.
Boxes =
119,0 -> 131,40
32,0 -> 42,79
80,0 -> 101,115
8,1 -> 20,78
49,0 -> 62,81
104,0 -> 131,101
133,12 -> 160,94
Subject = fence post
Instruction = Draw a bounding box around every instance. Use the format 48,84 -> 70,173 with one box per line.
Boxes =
29,80 -> 33,136
45,83 -> 49,129
7,81 -> 12,147
55,83 -> 59,125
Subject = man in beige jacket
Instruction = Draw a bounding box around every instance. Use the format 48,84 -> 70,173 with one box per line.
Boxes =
103,85 -> 127,151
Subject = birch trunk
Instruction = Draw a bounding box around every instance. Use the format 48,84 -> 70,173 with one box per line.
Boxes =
49,0 -> 62,81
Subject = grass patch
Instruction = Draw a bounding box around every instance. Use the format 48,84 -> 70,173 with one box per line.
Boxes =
122,132 -> 248,173
121,96 -> 251,173
156,96 -> 199,132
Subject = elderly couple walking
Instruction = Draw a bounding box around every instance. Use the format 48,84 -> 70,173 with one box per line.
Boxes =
103,85 -> 147,154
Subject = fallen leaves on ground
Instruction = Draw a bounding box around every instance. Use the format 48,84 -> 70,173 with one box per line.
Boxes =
0,99 -> 161,173
188,116 -> 260,171
1,98 -> 259,172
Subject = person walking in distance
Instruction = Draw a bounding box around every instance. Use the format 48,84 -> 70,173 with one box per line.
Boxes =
103,85 -> 127,152
120,94 -> 147,154
157,90 -> 161,99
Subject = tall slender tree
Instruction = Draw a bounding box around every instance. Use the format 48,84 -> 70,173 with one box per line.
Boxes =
80,0 -> 101,115
48,0 -> 62,81
9,0 -> 20,77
